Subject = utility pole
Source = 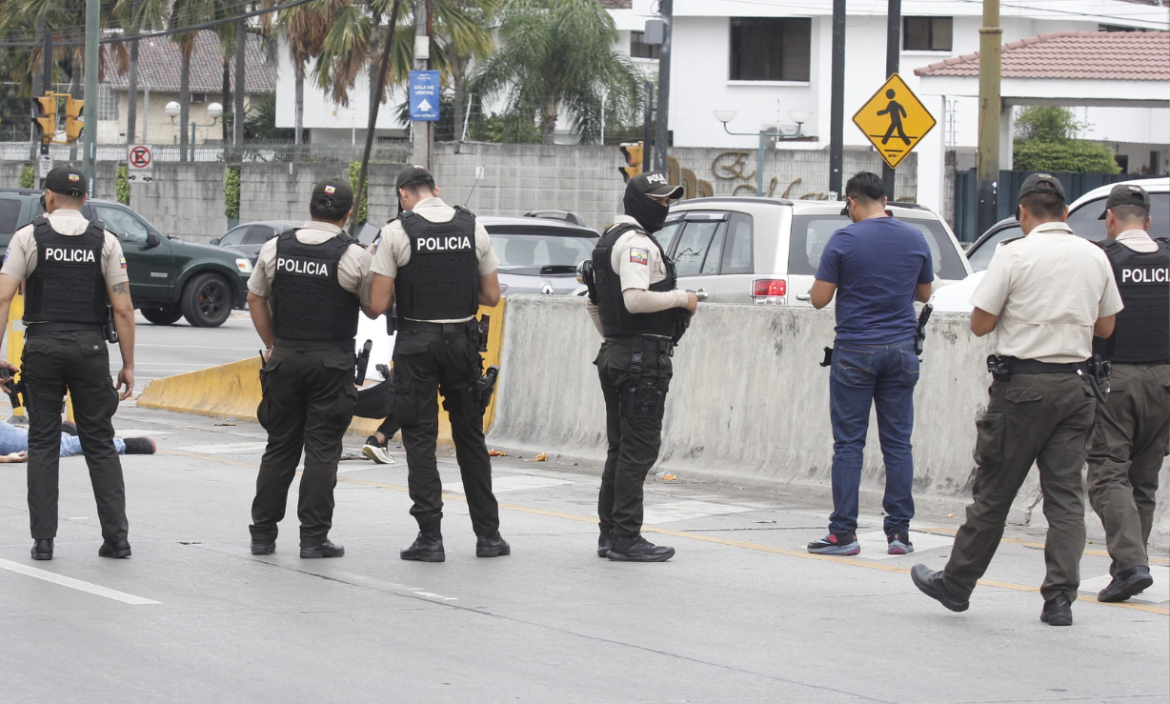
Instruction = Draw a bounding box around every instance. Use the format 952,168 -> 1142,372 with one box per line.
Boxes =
642,82 -> 654,171
828,0 -> 846,200
975,0 -> 1002,236
82,0 -> 99,195
411,0 -> 432,171
234,17 -> 246,149
882,0 -> 900,200
353,0 -> 403,234
652,0 -> 672,174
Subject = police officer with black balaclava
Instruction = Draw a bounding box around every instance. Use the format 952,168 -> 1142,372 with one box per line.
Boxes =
369,166 -> 508,563
0,166 -> 138,561
1086,183 -> 1170,604
247,178 -> 375,559
583,171 -> 696,562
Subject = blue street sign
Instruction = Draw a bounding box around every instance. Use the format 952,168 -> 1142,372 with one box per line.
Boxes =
409,70 -> 441,122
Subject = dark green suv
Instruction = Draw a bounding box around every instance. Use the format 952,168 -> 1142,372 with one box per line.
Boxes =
0,190 -> 251,327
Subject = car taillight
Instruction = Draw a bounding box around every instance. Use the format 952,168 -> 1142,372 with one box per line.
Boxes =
753,279 -> 786,297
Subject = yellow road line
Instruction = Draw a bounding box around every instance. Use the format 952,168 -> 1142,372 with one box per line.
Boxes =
921,526 -> 1170,566
161,449 -> 1170,616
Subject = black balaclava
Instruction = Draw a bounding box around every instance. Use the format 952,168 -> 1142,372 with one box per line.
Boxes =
623,180 -> 669,234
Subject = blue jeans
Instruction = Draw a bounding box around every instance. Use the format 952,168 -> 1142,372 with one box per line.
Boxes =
0,419 -> 125,457
828,338 -> 919,536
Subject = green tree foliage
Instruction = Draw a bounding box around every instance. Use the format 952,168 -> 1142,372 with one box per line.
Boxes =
469,0 -> 645,145
1013,106 -> 1120,174
19,164 -> 36,189
115,164 -> 130,204
347,161 -> 369,224
244,93 -> 295,140
224,165 -> 241,219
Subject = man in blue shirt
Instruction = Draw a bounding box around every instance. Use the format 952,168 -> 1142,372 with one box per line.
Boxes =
807,171 -> 934,556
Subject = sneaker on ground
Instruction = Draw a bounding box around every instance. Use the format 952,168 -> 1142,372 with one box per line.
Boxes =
362,437 -> 395,464
123,437 -> 156,454
807,532 -> 860,555
887,532 -> 914,555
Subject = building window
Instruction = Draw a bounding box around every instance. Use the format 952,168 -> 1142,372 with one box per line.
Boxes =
903,17 -> 953,51
630,31 -> 660,60
729,18 -> 811,82
190,92 -> 207,104
97,84 -> 119,121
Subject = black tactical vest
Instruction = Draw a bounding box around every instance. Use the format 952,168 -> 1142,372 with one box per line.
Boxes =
271,229 -> 361,342
1093,237 -> 1169,365
395,207 -> 479,321
23,215 -> 108,326
593,222 -> 679,339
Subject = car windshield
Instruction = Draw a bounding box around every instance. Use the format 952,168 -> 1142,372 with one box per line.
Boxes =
788,213 -> 969,280
489,231 -> 597,275
967,225 -> 1022,272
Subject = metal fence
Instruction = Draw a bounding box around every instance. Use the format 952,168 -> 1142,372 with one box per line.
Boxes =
0,140 -> 412,165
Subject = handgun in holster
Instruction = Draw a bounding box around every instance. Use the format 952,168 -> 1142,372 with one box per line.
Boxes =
1086,354 -> 1112,405
0,368 -> 25,410
355,339 -> 373,385
579,260 -> 598,304
102,305 -> 119,344
986,355 -> 1012,382
914,303 -> 934,359
476,365 -> 500,410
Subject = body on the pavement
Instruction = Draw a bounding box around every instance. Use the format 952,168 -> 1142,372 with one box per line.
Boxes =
368,165 -> 508,562
584,171 -> 696,562
807,171 -> 933,557
1085,183 -> 1170,604
246,177 -> 376,559
0,417 -> 155,460
0,166 -> 138,562
911,172 -> 1124,626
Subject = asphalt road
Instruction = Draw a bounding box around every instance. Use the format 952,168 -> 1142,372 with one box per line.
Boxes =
108,311 -> 261,387
0,404 -> 1167,704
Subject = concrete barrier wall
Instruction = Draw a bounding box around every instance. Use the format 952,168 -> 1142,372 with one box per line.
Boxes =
487,296 -> 1170,543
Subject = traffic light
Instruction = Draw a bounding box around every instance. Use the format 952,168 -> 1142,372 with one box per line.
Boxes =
619,141 -> 643,183
33,95 -> 56,145
64,96 -> 84,143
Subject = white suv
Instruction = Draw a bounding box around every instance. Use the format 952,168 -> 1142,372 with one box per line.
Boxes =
654,197 -> 971,305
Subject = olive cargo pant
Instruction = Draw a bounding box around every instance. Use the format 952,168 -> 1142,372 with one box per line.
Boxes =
944,373 -> 1096,603
22,329 -> 126,543
250,346 -> 356,547
596,338 -> 673,538
1086,363 -> 1170,575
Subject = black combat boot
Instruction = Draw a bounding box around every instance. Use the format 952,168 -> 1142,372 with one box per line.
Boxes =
597,530 -> 613,558
476,533 -> 511,558
1098,566 -> 1154,603
607,533 -> 674,562
401,513 -> 445,562
1040,594 -> 1073,626
31,538 -> 53,561
300,540 -> 345,558
98,540 -> 132,558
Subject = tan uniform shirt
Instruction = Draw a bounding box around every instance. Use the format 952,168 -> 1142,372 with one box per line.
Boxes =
970,221 -> 1124,363
1,209 -> 129,287
586,215 -> 689,335
371,196 -> 498,323
1115,228 -> 1160,254
248,220 -> 373,306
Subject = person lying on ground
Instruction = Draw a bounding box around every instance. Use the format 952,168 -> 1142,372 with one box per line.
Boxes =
0,417 -> 155,462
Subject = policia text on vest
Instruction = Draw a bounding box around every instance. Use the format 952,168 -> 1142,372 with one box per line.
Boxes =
0,166 -> 139,562
367,165 -> 509,563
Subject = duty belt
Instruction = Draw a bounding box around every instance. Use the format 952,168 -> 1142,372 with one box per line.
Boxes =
24,322 -> 103,337
604,333 -> 675,357
398,318 -> 476,337
1001,357 -> 1088,374
274,337 -> 355,351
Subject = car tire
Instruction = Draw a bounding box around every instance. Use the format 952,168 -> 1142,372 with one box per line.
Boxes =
140,305 -> 184,326
181,272 -> 233,328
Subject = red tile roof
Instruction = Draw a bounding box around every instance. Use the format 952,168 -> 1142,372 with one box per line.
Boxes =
914,31 -> 1170,81
104,31 -> 275,93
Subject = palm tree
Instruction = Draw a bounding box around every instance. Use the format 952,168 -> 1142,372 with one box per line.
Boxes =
277,0 -> 348,145
112,0 -> 168,144
470,0 -> 644,145
169,0 -> 213,160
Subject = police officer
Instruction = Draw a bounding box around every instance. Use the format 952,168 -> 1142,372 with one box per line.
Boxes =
911,173 -> 1123,626
247,178 -> 375,558
1086,184 -> 1169,603
584,171 -> 695,562
0,166 -> 137,561
369,166 -> 507,562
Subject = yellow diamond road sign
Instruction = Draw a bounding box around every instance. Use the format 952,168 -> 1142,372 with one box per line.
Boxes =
853,73 -> 936,169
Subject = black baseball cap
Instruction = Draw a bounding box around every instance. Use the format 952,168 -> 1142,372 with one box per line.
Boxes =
44,166 -> 87,196
397,165 -> 435,190
1099,183 -> 1151,219
310,178 -> 354,210
629,171 -> 684,199
1018,172 -> 1066,201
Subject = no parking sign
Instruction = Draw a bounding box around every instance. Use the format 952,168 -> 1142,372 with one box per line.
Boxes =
127,144 -> 153,183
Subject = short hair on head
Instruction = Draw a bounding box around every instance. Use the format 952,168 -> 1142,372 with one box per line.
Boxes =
845,171 -> 885,202
51,191 -> 86,208
1110,204 -> 1148,224
1019,191 -> 1065,220
399,181 -> 435,199
310,201 -> 349,222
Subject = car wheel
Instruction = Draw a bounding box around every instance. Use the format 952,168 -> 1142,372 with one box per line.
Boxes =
181,272 -> 233,328
139,305 -> 184,326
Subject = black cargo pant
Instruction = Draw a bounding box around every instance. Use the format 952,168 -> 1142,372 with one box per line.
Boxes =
354,376 -> 401,440
1086,363 -> 1170,575
944,372 -> 1096,603
596,337 -> 674,538
250,345 -> 356,547
393,323 -> 498,537
21,329 -> 125,543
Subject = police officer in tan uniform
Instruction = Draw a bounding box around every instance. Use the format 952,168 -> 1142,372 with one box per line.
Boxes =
911,173 -> 1123,626
584,171 -> 696,562
247,178 -> 375,558
1086,184 -> 1170,603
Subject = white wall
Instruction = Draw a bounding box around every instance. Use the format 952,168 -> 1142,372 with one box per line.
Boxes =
274,38 -> 408,131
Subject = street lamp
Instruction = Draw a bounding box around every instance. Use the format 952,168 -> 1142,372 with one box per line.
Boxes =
715,109 -> 810,196
167,101 -> 223,158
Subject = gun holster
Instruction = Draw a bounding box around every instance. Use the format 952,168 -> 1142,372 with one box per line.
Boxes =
987,355 -> 1012,382
102,305 -> 119,344
820,347 -> 833,368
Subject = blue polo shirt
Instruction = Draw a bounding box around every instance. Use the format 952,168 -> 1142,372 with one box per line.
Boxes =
815,216 -> 934,345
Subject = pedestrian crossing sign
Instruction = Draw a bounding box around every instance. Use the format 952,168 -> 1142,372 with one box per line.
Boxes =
852,73 -> 936,169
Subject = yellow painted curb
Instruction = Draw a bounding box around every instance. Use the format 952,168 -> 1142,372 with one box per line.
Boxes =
137,300 -> 506,442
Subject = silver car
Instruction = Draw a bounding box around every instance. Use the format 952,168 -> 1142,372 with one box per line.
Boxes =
481,216 -> 598,296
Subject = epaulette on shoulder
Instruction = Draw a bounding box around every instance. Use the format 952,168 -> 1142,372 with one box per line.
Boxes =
999,236 -> 1024,247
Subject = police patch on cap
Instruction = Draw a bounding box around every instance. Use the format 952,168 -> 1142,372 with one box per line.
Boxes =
43,166 -> 87,196
1018,172 -> 1066,201
310,178 -> 354,211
